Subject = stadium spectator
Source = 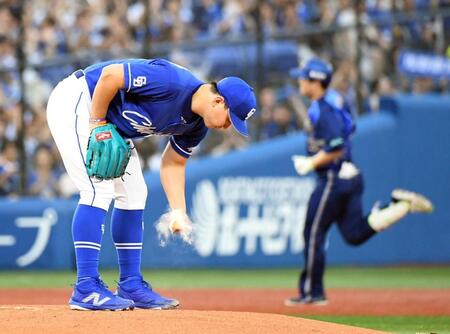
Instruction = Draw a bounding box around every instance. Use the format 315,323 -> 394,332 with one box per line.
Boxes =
0,140 -> 18,196
259,87 -> 277,140
0,35 -> 17,69
192,0 -> 223,38
263,104 -> 298,138
0,0 -> 449,196
27,144 -> 60,198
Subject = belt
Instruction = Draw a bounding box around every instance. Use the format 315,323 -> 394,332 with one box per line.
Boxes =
73,69 -> 85,79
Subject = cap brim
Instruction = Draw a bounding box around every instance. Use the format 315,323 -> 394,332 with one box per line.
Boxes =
289,68 -> 308,79
228,110 -> 249,137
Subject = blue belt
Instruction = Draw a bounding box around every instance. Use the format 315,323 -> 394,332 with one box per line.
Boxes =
73,69 -> 85,79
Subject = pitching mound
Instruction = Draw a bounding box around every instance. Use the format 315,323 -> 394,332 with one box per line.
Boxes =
0,306 -> 384,334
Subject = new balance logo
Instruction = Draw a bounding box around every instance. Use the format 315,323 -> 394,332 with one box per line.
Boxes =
82,292 -> 111,306
133,76 -> 147,87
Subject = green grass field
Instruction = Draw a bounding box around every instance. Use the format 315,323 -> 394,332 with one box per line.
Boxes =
1,266 -> 449,333
302,315 -> 450,334
1,266 -> 450,289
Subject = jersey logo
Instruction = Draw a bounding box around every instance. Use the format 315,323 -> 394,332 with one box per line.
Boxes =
133,76 -> 147,87
122,110 -> 157,136
95,132 -> 112,141
245,108 -> 256,120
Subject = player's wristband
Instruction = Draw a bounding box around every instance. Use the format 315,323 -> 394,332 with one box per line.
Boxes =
89,118 -> 107,131
89,117 -> 107,125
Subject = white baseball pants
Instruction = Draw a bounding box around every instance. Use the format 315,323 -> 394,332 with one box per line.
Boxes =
46,73 -> 148,211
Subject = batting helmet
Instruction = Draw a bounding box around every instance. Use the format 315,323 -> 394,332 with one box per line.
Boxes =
289,57 -> 333,86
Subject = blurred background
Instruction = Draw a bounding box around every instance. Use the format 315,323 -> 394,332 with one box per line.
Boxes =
1,0 -> 449,197
0,0 -> 449,271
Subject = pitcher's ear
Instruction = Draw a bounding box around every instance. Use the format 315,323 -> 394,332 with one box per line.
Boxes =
214,95 -> 225,105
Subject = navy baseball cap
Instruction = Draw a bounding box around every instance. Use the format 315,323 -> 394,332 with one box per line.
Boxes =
290,57 -> 333,85
216,77 -> 257,137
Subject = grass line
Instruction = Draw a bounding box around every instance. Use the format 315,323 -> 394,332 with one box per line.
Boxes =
0,266 -> 449,289
299,315 -> 450,334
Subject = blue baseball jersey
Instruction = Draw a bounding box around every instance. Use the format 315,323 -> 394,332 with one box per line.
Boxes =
83,58 -> 207,158
306,88 -> 355,175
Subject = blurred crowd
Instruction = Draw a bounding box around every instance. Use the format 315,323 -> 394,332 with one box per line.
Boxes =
0,0 -> 449,197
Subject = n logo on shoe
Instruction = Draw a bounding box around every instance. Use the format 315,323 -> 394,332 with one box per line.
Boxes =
82,292 -> 111,306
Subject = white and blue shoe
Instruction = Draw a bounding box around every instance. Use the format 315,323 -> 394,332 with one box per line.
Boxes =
69,277 -> 135,311
284,295 -> 328,306
391,189 -> 434,213
117,276 -> 179,310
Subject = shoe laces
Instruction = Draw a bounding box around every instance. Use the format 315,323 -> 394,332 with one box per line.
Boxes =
118,276 -> 153,291
138,277 -> 153,291
74,276 -> 111,294
93,277 -> 109,290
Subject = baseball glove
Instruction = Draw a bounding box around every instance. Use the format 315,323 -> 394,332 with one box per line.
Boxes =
85,124 -> 131,180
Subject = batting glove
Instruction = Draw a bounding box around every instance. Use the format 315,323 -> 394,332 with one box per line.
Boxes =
292,155 -> 314,175
155,209 -> 193,246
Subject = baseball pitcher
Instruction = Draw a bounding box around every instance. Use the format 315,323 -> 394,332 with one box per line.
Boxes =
46,58 -> 257,310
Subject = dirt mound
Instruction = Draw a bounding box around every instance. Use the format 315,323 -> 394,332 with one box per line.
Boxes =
0,306 -> 385,334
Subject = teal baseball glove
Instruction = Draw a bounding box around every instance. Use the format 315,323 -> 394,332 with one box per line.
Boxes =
85,124 -> 131,180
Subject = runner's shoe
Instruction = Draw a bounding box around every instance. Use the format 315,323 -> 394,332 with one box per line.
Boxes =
391,189 -> 434,213
284,295 -> 328,306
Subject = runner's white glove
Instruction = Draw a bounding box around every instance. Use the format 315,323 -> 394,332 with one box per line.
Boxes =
292,155 -> 314,175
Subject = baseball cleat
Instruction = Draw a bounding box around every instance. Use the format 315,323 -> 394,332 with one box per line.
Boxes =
391,189 -> 434,213
69,277 -> 135,311
284,296 -> 328,306
117,276 -> 179,310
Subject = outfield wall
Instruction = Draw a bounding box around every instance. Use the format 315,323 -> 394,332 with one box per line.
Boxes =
0,95 -> 449,269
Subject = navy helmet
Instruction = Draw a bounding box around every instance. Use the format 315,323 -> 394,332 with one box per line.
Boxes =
290,57 -> 333,86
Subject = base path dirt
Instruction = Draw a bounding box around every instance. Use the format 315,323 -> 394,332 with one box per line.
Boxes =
1,288 -> 449,316
0,306 -> 385,334
178,288 -> 450,316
